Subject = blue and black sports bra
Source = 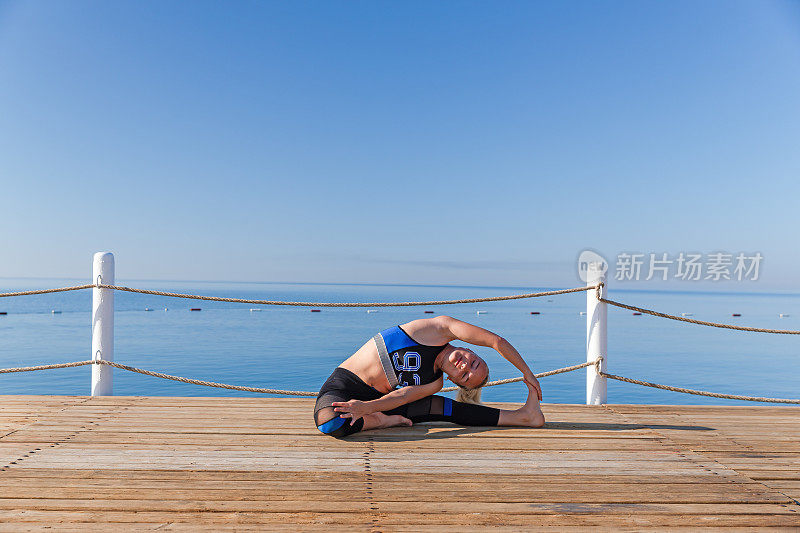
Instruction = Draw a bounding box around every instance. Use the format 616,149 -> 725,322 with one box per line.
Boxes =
373,325 -> 448,389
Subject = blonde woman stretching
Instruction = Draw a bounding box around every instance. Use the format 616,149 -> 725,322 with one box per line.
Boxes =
314,316 -> 544,438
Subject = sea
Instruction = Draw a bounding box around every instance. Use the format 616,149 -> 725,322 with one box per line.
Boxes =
1,278 -> 798,406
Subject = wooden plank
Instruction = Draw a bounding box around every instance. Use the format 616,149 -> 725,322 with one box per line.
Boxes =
0,498 -> 798,514
1,397 -> 799,529
0,469 -> 736,484
0,480 -> 770,494
0,487 -> 789,504
0,510 -> 798,528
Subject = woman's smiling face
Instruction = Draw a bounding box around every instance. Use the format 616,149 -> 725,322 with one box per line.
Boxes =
444,347 -> 488,388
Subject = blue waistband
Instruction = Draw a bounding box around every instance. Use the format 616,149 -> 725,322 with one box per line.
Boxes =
443,397 -> 453,416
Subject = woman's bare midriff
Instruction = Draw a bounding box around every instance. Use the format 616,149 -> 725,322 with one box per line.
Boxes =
338,338 -> 393,394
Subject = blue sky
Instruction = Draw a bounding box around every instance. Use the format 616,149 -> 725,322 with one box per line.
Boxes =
1,1 -> 799,290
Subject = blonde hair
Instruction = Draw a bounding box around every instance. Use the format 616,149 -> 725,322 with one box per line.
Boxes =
455,372 -> 490,405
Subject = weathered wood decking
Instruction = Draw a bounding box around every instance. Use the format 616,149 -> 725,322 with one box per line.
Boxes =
0,396 -> 798,531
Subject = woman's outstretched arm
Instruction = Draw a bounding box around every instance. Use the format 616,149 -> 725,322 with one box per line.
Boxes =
332,376 -> 444,426
435,315 -> 542,401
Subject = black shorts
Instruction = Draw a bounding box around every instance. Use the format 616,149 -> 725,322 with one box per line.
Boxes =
314,367 -> 386,421
314,367 -> 395,437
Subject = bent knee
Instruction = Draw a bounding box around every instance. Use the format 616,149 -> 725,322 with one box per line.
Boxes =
314,407 -> 347,437
317,415 -> 350,437
315,408 -> 363,438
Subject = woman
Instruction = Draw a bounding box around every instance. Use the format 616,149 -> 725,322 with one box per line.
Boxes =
314,315 -> 545,438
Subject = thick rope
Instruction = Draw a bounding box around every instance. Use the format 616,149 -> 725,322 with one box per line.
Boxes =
3,358 -> 797,403
593,360 -> 800,404
0,283 -> 594,306
1,282 -> 796,336
0,358 -> 594,396
93,360 -> 318,396
441,360 -> 596,392
0,358 -> 316,395
598,295 -> 800,335
98,359 -> 596,396
0,360 -> 94,373
94,284 -> 594,307
0,285 -> 94,298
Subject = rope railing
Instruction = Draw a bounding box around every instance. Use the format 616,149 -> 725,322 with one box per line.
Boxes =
0,283 -> 595,306
0,358 -> 597,397
95,284 -> 594,307
3,357 -> 796,404
0,284 -> 95,298
96,360 -> 318,396
0,360 -> 94,374
441,360 -> 595,392
3,282 -> 794,334
593,360 -> 800,404
598,294 -> 800,335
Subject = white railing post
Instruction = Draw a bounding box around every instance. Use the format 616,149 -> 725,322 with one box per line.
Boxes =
586,268 -> 607,405
91,252 -> 115,396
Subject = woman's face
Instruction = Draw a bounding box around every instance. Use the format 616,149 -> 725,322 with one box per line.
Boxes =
443,347 -> 488,388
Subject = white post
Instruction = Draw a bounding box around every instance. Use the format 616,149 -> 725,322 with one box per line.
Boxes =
91,252 -> 115,396
586,268 -> 607,405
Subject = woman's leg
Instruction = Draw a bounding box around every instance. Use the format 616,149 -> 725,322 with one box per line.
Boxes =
389,395 -> 501,426
390,383 -> 544,428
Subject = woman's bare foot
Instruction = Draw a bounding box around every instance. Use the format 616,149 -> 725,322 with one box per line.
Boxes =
518,384 -> 546,427
379,413 -> 413,428
498,383 -> 545,427
361,412 -> 413,431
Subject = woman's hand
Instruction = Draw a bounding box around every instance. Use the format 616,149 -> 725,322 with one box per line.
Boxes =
331,400 -> 373,426
523,372 -> 542,401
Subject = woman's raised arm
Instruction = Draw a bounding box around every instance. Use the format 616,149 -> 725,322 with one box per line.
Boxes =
434,315 -> 542,401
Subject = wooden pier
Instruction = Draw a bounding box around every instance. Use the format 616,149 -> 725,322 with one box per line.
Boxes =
0,396 -> 798,531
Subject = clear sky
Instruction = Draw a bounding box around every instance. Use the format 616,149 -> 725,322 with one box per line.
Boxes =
2,1 -> 799,290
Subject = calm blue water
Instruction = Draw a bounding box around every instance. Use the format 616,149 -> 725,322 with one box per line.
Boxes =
1,278 -> 798,406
